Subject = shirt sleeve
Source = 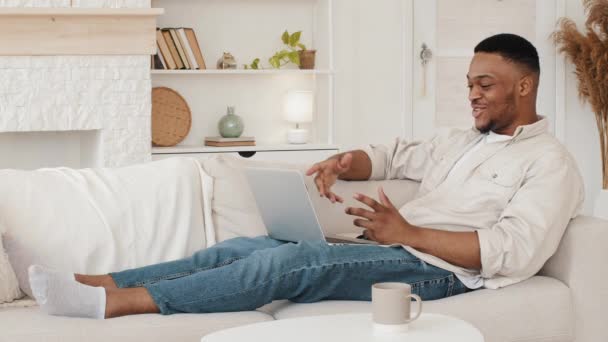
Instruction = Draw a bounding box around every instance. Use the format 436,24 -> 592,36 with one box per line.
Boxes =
361,137 -> 437,181
476,153 -> 585,280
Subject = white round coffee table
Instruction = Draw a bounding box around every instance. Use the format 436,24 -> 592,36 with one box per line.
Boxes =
201,313 -> 484,342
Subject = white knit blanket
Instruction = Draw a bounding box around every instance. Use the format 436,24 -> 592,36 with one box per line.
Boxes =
0,157 -> 216,300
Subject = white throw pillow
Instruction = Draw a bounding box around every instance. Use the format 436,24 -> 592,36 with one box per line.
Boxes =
200,155 -> 311,242
0,158 -> 209,298
0,233 -> 23,304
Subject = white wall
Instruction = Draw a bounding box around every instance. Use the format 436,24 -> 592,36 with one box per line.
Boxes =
563,0 -> 602,214
333,0 -> 410,150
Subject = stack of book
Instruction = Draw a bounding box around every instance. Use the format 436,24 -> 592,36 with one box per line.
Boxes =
153,28 -> 207,70
204,136 -> 256,147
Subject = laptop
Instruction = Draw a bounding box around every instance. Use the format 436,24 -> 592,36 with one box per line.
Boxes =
244,167 -> 378,245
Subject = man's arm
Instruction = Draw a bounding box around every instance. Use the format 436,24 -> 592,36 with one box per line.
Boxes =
405,227 -> 481,270
349,189 -> 481,270
308,136 -> 442,202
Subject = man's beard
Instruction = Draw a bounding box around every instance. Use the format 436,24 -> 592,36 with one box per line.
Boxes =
478,120 -> 495,134
478,95 -> 516,134
478,125 -> 491,134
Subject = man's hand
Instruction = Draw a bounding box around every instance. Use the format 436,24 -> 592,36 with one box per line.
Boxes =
346,186 -> 482,270
345,186 -> 415,245
306,153 -> 353,203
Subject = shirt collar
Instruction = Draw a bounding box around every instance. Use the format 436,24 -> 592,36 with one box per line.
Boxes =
511,115 -> 548,141
471,115 -> 548,142
486,131 -> 513,143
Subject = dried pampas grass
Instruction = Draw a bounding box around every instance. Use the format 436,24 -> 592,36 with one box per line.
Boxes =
553,0 -> 608,189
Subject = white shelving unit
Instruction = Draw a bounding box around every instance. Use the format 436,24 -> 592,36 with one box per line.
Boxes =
151,69 -> 334,75
152,143 -> 339,154
151,0 -> 337,163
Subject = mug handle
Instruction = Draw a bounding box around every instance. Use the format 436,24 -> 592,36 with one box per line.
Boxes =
404,294 -> 422,323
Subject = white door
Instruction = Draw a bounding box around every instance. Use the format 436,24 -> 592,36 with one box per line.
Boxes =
411,0 -> 561,141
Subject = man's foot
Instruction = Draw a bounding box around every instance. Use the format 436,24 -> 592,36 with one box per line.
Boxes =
75,274 -> 118,290
28,265 -> 106,319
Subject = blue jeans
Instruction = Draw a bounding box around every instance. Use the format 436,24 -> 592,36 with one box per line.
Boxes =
110,236 -> 469,315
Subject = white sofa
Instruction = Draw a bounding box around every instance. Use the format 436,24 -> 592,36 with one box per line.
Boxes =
0,157 -> 607,342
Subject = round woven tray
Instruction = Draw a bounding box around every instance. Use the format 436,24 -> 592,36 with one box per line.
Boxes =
151,87 -> 192,147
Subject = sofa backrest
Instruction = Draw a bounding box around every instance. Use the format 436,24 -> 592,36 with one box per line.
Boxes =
199,155 -> 421,240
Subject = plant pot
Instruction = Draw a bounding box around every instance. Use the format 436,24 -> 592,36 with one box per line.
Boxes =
298,50 -> 316,70
594,189 -> 608,220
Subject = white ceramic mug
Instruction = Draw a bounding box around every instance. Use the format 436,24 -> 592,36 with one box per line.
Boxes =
372,282 -> 423,330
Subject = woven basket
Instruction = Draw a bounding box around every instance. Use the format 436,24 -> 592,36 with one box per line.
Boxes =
151,87 -> 192,147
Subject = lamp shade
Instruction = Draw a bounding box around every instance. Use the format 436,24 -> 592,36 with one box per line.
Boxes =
284,90 -> 313,123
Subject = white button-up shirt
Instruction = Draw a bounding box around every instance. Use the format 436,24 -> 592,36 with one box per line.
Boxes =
363,117 -> 584,289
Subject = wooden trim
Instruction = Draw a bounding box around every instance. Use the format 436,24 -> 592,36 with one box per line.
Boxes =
0,8 -> 164,16
0,8 -> 164,55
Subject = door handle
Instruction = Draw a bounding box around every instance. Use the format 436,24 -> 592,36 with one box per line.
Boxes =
420,43 -> 433,65
420,43 -> 433,96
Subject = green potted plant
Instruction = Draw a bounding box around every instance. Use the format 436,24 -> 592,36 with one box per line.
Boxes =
245,30 -> 316,70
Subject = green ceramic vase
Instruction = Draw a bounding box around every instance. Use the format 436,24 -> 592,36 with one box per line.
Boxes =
218,106 -> 244,138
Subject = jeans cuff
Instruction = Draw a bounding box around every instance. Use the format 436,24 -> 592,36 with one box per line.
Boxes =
144,283 -> 175,315
109,271 -> 140,289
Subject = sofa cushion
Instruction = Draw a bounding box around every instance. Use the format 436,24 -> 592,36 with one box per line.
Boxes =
0,306 -> 273,342
0,158 -> 209,297
199,156 -> 273,242
200,155 -> 323,242
263,276 -> 573,342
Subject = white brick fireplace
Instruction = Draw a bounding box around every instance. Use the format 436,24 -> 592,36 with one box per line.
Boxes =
0,0 -> 153,169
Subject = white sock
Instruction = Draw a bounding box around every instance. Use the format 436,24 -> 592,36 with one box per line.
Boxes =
28,265 -> 106,319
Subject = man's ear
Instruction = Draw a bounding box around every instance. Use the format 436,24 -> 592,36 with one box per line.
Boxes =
519,74 -> 535,96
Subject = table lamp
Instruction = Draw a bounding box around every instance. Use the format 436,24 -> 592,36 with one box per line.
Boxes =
284,90 -> 313,144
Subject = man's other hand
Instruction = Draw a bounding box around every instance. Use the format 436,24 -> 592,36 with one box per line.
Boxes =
305,153 -> 353,203
345,186 -> 415,245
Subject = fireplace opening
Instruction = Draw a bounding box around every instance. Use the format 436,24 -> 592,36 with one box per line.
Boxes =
0,130 -> 101,170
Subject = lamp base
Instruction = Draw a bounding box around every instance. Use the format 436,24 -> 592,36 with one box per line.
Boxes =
287,129 -> 309,144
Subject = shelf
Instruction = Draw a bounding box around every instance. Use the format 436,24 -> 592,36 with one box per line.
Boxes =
152,144 -> 339,154
151,69 -> 334,75
0,8 -> 164,56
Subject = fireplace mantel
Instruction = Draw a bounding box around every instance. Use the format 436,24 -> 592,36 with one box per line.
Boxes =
0,8 -> 164,55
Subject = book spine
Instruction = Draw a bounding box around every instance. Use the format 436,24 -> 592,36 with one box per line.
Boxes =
204,141 -> 256,147
162,29 -> 184,69
178,28 -> 198,69
153,53 -> 164,70
169,28 -> 190,69
185,28 -> 207,70
156,28 -> 176,70
156,42 -> 167,69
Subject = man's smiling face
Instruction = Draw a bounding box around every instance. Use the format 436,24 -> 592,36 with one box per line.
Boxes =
467,52 -> 521,135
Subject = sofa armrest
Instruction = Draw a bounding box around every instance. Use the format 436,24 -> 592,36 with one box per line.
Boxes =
539,215 -> 608,342
309,179 -> 420,236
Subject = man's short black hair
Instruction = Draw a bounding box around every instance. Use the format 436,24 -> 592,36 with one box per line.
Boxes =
474,33 -> 540,75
